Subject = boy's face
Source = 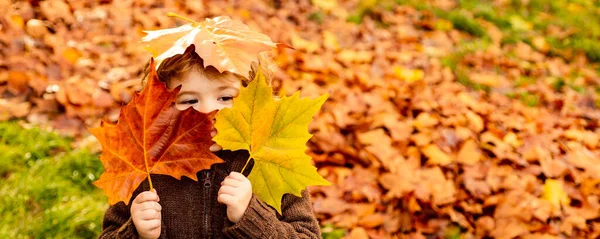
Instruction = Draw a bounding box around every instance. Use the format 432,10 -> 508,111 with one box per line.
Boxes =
168,70 -> 241,113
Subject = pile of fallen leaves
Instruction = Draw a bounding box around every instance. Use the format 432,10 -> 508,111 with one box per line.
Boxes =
1,0 -> 599,238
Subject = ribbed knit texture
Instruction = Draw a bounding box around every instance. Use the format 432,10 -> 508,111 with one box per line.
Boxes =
98,150 -> 322,239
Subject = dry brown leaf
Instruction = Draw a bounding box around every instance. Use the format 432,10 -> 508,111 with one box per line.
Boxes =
535,146 -> 567,178
345,227 -> 369,239
358,214 -> 385,228
490,218 -> 529,239
566,149 -> 600,177
422,144 -> 453,166
413,113 -> 439,130
0,99 -> 31,120
457,139 -> 482,165
465,111 -> 484,133
7,71 -> 29,95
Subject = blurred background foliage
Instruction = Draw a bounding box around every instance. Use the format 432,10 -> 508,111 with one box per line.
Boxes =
1,0 -> 600,238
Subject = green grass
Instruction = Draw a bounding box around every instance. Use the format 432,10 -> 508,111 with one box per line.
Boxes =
439,9 -> 488,38
321,224 -> 347,239
0,121 -> 107,238
446,0 -> 600,62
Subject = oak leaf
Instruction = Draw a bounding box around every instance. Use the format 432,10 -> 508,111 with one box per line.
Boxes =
213,67 -> 330,213
141,14 -> 281,76
89,59 -> 223,205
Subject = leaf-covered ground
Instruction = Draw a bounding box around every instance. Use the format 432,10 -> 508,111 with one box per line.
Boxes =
1,0 -> 599,238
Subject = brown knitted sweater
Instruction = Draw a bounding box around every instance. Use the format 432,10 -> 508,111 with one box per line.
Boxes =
98,150 -> 322,239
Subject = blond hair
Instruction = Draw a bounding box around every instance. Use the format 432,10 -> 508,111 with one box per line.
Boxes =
141,44 -> 276,87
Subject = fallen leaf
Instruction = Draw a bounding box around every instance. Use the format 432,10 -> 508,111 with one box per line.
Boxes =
490,218 -> 529,239
291,34 -> 320,53
566,149 -> 600,177
457,139 -> 482,165
312,0 -> 338,12
358,213 -> 385,228
564,129 -> 599,149
62,48 -> 82,65
465,111 -> 484,132
8,14 -> 24,30
419,167 -> 457,205
92,89 -> 115,108
423,144 -> 453,166
313,197 -> 350,215
536,146 -> 567,178
380,171 -> 416,199
322,31 -> 340,51
469,72 -> 504,87
541,179 -> 570,215
26,19 -> 48,38
521,233 -> 558,239
65,83 -> 92,105
413,113 -> 439,130
532,36 -> 550,53
40,0 -> 75,24
7,71 -> 29,95
0,99 -> 31,120
337,49 -> 373,64
346,227 -> 369,239
392,66 -> 424,82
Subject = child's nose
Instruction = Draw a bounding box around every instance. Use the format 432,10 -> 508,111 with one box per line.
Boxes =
194,103 -> 210,113
194,101 -> 219,114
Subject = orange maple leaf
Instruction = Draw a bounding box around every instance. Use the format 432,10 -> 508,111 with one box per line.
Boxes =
89,59 -> 223,205
141,13 -> 286,76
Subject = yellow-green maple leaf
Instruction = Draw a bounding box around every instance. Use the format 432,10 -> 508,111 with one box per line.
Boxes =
213,68 -> 330,213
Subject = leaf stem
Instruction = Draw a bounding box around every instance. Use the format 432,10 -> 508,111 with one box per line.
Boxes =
167,12 -> 199,25
148,174 -> 154,191
240,154 -> 252,173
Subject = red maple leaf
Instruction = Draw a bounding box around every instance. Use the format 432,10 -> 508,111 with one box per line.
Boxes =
89,58 -> 223,205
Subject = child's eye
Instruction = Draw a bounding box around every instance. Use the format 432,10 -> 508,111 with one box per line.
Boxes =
180,99 -> 198,105
218,96 -> 234,102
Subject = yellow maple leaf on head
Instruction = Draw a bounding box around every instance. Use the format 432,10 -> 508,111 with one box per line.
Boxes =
213,67 -> 331,214
141,13 -> 283,76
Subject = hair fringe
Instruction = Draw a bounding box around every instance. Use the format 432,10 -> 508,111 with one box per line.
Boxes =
248,51 -> 279,85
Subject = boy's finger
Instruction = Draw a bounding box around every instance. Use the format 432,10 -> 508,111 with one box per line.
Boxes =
211,129 -> 217,137
222,178 -> 241,187
140,201 -> 162,212
150,189 -> 160,201
144,219 -> 161,230
134,191 -> 159,203
140,209 -> 161,220
210,144 -> 222,152
217,193 -> 235,205
218,185 -> 236,196
228,172 -> 247,181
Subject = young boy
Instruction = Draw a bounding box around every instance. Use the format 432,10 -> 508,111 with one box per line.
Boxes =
98,45 -> 322,239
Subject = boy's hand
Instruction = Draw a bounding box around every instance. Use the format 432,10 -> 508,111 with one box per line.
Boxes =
217,172 -> 252,223
131,190 -> 162,239
210,126 -> 222,152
